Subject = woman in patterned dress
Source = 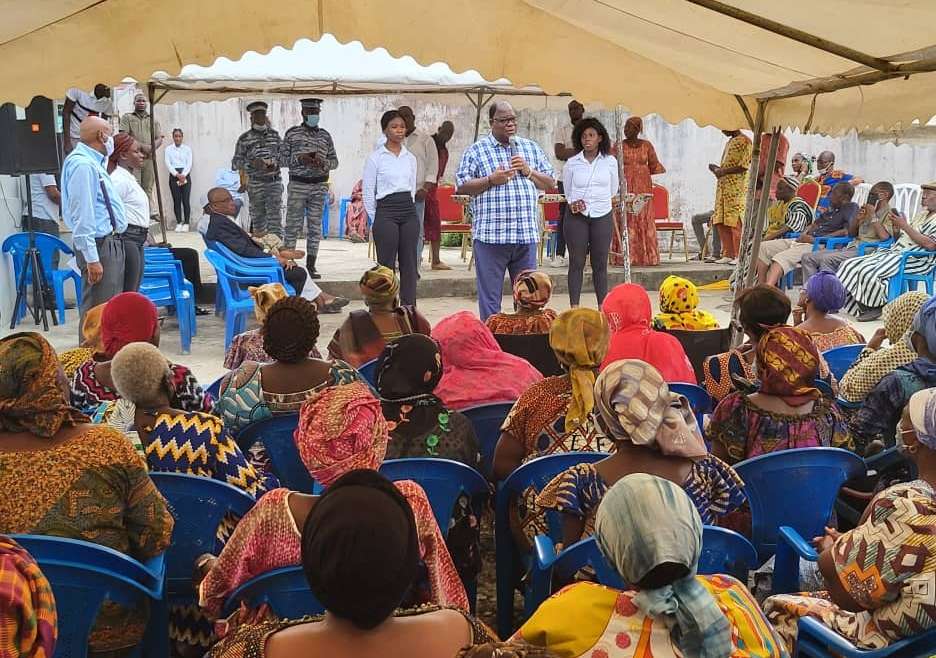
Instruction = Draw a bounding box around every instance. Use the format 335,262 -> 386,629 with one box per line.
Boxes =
793,271 -> 864,352
536,360 -> 745,550
57,302 -> 106,378
515,474 -> 787,658
764,387 -> 936,653
0,332 -> 174,655
710,130 -> 753,264
485,270 -> 558,336
613,116 -> 665,266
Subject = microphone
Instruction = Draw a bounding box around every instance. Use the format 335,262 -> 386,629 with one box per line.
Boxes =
508,136 -> 517,158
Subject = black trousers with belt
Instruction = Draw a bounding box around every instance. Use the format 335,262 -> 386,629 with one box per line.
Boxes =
121,224 -> 149,292
372,191 -> 419,306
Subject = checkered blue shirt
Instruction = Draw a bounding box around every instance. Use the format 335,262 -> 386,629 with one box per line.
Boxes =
455,133 -> 554,244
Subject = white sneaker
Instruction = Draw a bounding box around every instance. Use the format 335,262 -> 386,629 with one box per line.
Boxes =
714,257 -> 732,264
551,255 -> 567,268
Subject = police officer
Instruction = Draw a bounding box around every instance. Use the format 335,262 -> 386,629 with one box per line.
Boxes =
280,98 -> 338,279
232,101 -> 283,237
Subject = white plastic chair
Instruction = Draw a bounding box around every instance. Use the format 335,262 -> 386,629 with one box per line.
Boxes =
893,183 -> 922,218
851,182 -> 872,207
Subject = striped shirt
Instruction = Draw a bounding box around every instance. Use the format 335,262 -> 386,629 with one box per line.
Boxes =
784,196 -> 813,233
456,133 -> 554,245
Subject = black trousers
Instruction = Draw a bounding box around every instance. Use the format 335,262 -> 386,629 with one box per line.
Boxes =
554,181 -> 567,258
169,171 -> 192,224
121,225 -> 148,292
373,192 -> 419,306
283,263 -> 308,296
22,216 -> 61,269
169,247 -> 203,297
563,209 -> 612,306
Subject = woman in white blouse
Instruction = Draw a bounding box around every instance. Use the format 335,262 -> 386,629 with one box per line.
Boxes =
107,133 -> 150,292
363,110 -> 419,306
164,128 -> 193,231
561,117 -> 619,307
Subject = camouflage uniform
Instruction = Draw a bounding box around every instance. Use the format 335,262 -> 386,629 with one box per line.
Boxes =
280,124 -> 338,251
232,127 -> 283,237
118,111 -> 161,195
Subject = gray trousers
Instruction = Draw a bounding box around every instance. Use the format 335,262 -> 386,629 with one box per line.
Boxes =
801,246 -> 858,280
77,235 -> 126,337
285,180 -> 328,251
247,178 -> 283,237
691,211 -> 720,257
414,198 -> 426,272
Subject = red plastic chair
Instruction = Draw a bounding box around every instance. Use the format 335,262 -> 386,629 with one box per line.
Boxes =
652,183 -> 689,262
797,180 -> 822,211
437,185 -> 472,262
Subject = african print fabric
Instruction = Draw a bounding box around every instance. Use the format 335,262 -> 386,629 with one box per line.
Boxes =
0,535 -> 56,658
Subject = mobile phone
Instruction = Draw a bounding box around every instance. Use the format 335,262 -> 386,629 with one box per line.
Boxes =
866,191 -> 879,207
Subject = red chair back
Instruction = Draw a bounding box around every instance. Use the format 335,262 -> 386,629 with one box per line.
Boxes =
437,185 -> 463,223
543,187 -> 561,221
652,184 -> 669,220
797,180 -> 821,210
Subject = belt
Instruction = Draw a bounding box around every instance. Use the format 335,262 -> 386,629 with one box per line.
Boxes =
252,174 -> 282,183
123,225 -> 149,235
289,174 -> 329,184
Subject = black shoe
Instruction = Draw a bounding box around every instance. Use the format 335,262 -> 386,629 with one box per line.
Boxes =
306,255 -> 322,280
856,305 -> 882,322
195,306 -> 210,316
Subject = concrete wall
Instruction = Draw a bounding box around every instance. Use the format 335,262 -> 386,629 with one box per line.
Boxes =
0,176 -> 22,323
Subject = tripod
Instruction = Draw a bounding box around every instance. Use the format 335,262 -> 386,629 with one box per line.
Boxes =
10,173 -> 58,331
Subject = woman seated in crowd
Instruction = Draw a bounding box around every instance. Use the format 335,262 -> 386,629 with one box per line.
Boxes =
651,275 -> 719,331
215,296 -> 360,435
432,311 -> 543,410
224,283 -> 322,370
198,382 -> 468,618
208,470 -> 496,658
840,290 -> 929,403
328,266 -> 431,367
850,297 -> 936,452
0,534 -> 57,657
0,332 -> 174,656
538,360 -> 746,550
708,326 -> 851,464
516,474 -> 787,658
600,283 -> 695,382
376,333 -> 482,583
793,271 -> 864,351
70,291 -> 212,417
485,270 -> 558,336
764,387 -> 936,653
58,302 -> 105,378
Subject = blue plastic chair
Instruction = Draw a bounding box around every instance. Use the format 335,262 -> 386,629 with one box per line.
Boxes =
236,414 -> 318,492
697,525 -> 758,579
205,239 -> 296,294
734,447 -> 865,562
320,200 -> 332,238
204,249 -> 273,350
812,236 -> 851,252
668,382 -> 713,433
822,344 -> 866,382
144,251 -> 196,334
205,375 -> 224,401
2,232 -> 82,325
358,358 -> 378,388
10,534 -> 166,658
339,196 -> 351,239
461,401 -> 517,479
886,249 -> 936,302
224,566 -> 324,619
856,237 -> 894,256
140,268 -> 194,354
495,451 -> 607,637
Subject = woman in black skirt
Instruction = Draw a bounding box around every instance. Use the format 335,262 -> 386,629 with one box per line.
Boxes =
362,110 -> 419,305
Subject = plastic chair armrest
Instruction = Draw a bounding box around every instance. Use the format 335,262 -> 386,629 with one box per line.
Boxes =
534,535 -> 558,570
226,273 -> 278,285
141,553 -> 166,597
836,397 -> 862,409
779,525 -> 819,562
798,617 -> 864,654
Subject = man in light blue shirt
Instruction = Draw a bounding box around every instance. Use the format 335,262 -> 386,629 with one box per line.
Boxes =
61,115 -> 128,327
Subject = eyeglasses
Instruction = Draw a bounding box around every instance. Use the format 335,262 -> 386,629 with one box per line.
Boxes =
493,116 -> 518,125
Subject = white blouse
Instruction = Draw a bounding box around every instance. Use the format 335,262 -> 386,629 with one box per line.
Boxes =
562,152 -> 619,218
164,143 -> 193,176
110,166 -> 150,228
362,144 -> 417,219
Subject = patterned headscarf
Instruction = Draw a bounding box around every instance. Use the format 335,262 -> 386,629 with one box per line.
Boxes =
781,175 -> 801,193
793,152 -> 813,177
756,327 -> 821,404
248,282 -> 288,323
294,381 -> 389,487
625,116 -> 643,133
884,291 -> 929,344
804,271 -> 847,313
594,359 -> 707,458
360,265 -> 400,306
655,275 -> 719,330
594,474 -> 732,658
549,309 -> 609,432
0,535 -> 57,657
513,270 -> 553,311
0,332 -> 87,438
908,388 -> 936,450
905,296 -> 936,355
101,292 -> 159,358
80,303 -> 107,352
106,132 -> 136,173
376,334 -> 445,439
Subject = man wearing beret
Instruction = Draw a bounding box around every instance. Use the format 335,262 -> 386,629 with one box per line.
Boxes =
232,101 -> 284,239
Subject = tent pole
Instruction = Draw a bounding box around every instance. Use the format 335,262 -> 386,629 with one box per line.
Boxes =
147,82 -> 168,245
473,89 -> 483,141
743,129 -> 781,292
613,105 -> 631,283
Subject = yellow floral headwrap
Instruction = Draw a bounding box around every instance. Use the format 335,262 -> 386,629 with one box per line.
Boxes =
549,308 -> 609,431
654,275 -> 719,331
360,265 -> 400,306
248,283 -> 288,323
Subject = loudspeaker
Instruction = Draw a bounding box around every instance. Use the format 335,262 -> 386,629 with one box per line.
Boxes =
0,96 -> 59,175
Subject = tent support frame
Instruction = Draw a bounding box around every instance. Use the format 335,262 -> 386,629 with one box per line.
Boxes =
467,89 -> 496,141
148,81 -> 169,244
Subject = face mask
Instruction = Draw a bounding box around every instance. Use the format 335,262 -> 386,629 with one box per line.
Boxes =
305,115 -> 320,128
252,123 -> 268,132
103,134 -> 115,157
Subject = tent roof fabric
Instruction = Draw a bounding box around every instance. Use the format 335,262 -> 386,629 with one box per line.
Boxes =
2,0 -> 935,133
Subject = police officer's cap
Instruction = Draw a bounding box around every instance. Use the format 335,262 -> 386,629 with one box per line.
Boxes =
246,101 -> 268,113
300,98 -> 323,110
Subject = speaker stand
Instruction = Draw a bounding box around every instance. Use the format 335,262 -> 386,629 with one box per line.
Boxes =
10,173 -> 58,331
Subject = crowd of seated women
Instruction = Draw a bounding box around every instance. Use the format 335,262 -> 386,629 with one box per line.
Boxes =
3,265 -> 936,658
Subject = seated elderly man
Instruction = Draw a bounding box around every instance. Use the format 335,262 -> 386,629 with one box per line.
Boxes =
814,149 -> 862,215
756,181 -> 857,287
762,175 -> 814,241
204,187 -> 348,313
801,181 -> 897,280
839,181 -> 936,321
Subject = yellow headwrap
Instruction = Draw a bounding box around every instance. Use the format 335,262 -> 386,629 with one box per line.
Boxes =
654,275 -> 719,330
548,308 -> 609,431
360,265 -> 400,306
248,283 -> 288,323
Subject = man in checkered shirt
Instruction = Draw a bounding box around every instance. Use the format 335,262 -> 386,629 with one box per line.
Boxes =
456,100 -> 556,319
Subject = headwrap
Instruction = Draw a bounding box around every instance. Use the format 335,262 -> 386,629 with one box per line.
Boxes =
294,381 -> 389,487
106,132 -> 136,173
0,535 -> 57,657
625,116 -> 643,133
594,474 -> 732,658
248,282 -> 288,323
432,311 -> 543,409
884,291 -> 929,344
548,309 -> 609,431
908,388 -> 936,450
804,271 -> 847,313
600,284 -> 696,383
655,275 -> 719,330
360,265 -> 400,306
793,153 -> 813,177
101,292 -> 159,358
376,334 -> 445,439
0,332 -> 87,438
80,303 -> 107,352
512,270 -> 553,311
594,359 -> 707,458
905,295 -> 936,355
756,326 -> 821,404
301,470 -> 419,630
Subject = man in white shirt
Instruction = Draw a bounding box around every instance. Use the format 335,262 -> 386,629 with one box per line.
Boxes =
551,100 -> 584,267
21,174 -> 62,276
62,85 -> 112,153
398,106 -> 439,272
